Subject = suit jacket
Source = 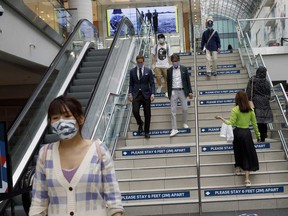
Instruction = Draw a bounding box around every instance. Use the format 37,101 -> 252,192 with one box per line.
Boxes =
129,66 -> 155,100
167,65 -> 193,99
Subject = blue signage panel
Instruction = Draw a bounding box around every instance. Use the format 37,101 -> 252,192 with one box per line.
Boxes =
122,191 -> 190,201
122,147 -> 191,156
154,93 -> 166,97
202,143 -> 270,152
198,70 -> 240,76
198,64 -> 236,70
199,89 -> 244,95
177,52 -> 192,56
133,128 -> 191,136
200,99 -> 235,105
204,186 -> 284,197
151,101 -> 191,108
200,127 -> 221,133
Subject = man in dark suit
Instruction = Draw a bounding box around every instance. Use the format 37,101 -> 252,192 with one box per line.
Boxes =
167,53 -> 193,137
129,55 -> 155,138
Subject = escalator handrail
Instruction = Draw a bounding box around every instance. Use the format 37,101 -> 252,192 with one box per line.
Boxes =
8,19 -> 98,141
84,16 -> 135,118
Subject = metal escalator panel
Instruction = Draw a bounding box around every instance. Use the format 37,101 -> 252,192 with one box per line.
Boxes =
7,19 -> 100,188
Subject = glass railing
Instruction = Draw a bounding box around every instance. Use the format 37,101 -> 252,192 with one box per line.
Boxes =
236,18 -> 288,158
89,15 -> 151,153
270,83 -> 288,156
4,0 -> 72,45
8,19 -> 98,186
237,17 -> 288,48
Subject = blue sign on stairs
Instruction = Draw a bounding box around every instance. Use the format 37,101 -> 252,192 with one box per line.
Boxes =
122,147 -> 191,156
133,128 -> 191,136
204,186 -> 284,197
122,191 -> 190,201
199,89 -> 243,95
200,99 -> 235,105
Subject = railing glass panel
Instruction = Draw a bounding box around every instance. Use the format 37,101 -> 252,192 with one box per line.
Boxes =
8,20 -> 98,184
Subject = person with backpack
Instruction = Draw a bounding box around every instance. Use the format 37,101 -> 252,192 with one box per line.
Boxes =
152,33 -> 172,97
201,16 -> 221,77
29,95 -> 123,216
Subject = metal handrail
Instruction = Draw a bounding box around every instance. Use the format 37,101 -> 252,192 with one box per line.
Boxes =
193,26 -> 202,214
237,18 -> 288,158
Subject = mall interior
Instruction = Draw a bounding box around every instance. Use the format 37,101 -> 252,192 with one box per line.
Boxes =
0,0 -> 288,215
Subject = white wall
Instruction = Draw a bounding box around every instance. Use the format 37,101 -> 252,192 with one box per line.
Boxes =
253,46 -> 288,82
0,2 -> 60,66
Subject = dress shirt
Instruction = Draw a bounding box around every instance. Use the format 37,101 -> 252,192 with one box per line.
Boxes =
172,67 -> 183,89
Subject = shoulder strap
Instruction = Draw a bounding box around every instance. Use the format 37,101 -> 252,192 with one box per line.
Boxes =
40,144 -> 49,167
207,30 -> 216,46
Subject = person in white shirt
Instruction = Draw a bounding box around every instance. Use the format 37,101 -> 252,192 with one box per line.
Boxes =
167,54 -> 193,137
152,34 -> 172,97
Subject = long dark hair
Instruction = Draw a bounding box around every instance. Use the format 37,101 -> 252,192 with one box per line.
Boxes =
48,95 -> 84,131
235,91 -> 251,113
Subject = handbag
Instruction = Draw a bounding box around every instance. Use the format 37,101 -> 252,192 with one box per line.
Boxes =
220,123 -> 234,143
249,77 -> 255,108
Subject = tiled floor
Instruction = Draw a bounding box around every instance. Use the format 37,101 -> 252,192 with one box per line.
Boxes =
167,208 -> 288,216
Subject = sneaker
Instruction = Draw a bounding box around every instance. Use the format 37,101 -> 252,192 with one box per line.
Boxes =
165,92 -> 168,98
156,86 -> 162,93
245,180 -> 251,187
170,129 -> 179,137
206,72 -> 211,77
183,123 -> 189,129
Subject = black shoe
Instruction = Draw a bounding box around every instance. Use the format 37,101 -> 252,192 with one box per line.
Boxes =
138,124 -> 143,133
144,133 -> 150,138
212,72 -> 217,76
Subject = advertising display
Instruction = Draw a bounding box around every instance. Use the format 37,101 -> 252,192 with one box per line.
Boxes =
107,6 -> 178,36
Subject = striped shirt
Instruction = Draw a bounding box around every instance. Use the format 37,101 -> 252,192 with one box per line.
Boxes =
29,141 -> 123,216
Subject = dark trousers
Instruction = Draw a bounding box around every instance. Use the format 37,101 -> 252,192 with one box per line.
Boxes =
132,92 -> 151,133
257,123 -> 267,141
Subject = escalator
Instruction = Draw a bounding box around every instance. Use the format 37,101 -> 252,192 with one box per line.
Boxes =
1,17 -> 137,215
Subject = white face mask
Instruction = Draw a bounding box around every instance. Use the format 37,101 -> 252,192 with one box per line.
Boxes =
159,38 -> 165,43
51,119 -> 78,140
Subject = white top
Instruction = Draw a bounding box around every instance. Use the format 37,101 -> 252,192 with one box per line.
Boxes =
152,43 -> 172,68
172,67 -> 183,88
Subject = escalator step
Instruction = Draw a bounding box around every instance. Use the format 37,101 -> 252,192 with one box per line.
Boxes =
87,49 -> 109,56
82,61 -> 104,67
79,66 -> 103,73
66,92 -> 91,99
84,56 -> 107,62
73,79 -> 97,86
78,66 -> 102,72
76,72 -> 100,79
69,85 -> 94,92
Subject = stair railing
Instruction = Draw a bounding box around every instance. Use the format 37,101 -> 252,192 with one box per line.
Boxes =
193,25 -> 202,214
236,18 -> 288,158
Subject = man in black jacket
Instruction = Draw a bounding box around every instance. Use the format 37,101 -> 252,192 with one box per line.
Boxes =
129,55 -> 155,138
167,54 -> 193,137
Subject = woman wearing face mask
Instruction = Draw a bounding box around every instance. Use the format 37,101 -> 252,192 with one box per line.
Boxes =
29,95 -> 124,216
166,53 -> 193,137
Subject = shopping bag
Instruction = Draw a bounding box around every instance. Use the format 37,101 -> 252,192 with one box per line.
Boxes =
220,123 -> 227,138
220,123 -> 234,143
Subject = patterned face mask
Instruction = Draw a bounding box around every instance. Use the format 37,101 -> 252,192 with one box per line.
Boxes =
51,119 -> 78,140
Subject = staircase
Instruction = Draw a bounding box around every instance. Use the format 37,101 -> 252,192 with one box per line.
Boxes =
113,50 -> 288,215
